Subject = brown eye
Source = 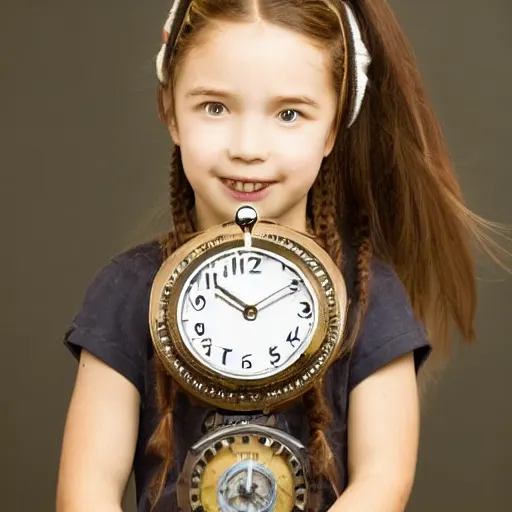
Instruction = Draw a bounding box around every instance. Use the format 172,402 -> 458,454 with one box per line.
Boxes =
205,103 -> 226,116
279,109 -> 300,123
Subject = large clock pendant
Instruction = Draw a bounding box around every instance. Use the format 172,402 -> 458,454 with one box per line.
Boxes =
149,206 -> 348,412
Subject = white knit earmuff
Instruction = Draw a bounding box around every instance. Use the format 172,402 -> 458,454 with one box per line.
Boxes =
341,2 -> 371,127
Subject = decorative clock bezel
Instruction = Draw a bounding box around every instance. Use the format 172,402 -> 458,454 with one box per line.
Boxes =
149,219 -> 348,412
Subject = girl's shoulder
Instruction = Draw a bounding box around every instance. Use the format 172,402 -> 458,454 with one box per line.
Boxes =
347,256 -> 432,391
63,240 -> 164,396
110,239 -> 164,274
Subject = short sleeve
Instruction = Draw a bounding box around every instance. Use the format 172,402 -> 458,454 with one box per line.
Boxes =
348,258 -> 431,391
63,244 -> 161,397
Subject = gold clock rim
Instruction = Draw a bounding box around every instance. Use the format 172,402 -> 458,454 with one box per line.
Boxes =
149,220 -> 348,412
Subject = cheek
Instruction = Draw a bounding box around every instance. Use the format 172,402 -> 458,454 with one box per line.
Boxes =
278,130 -> 327,183
178,122 -> 225,174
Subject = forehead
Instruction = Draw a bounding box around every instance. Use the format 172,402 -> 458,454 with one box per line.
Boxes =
175,20 -> 333,98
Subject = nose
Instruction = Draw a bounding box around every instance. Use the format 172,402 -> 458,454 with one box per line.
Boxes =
228,116 -> 269,163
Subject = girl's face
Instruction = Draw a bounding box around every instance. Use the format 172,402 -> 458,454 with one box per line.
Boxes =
168,20 -> 338,232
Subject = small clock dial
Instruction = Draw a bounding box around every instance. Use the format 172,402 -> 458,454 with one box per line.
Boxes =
217,461 -> 277,512
177,248 -> 318,379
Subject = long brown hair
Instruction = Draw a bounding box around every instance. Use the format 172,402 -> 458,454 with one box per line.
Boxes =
147,0 -> 503,506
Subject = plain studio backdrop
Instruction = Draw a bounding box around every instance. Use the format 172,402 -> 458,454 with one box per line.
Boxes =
1,1 -> 511,510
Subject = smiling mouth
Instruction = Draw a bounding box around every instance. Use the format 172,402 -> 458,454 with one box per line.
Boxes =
222,179 -> 273,193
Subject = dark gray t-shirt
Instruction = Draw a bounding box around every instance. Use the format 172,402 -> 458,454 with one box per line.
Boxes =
64,240 -> 430,511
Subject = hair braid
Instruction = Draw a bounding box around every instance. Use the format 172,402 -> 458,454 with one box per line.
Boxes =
148,147 -> 195,509
310,160 -> 343,269
302,162 -> 345,497
146,357 -> 179,508
163,146 -> 195,257
302,380 -> 340,500
345,214 -> 373,349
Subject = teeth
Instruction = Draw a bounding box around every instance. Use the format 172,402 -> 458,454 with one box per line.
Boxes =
225,180 -> 268,193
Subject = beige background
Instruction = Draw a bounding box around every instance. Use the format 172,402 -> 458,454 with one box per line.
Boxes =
1,1 -> 511,510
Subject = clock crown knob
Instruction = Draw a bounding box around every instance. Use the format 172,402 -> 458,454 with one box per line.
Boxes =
235,206 -> 258,247
235,205 -> 258,231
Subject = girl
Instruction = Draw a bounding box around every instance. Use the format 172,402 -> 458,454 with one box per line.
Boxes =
57,1 -> 491,510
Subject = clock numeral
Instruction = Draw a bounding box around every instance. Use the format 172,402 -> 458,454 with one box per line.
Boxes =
204,271 -> 219,290
231,256 -> 244,276
241,354 -> 253,370
194,323 -> 205,336
225,256 -> 262,276
248,257 -> 262,274
220,347 -> 233,366
286,326 -> 300,348
191,295 -> 206,311
269,346 -> 281,367
201,338 -> 212,357
298,302 -> 312,319
290,279 -> 300,292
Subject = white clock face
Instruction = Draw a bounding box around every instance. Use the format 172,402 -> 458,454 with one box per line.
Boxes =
177,248 -> 318,380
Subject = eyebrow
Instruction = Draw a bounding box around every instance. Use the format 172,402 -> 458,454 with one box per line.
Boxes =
186,87 -> 233,99
274,95 -> 321,109
186,87 -> 321,109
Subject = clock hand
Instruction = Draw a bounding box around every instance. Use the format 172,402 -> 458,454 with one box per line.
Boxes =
214,285 -> 248,313
254,280 -> 300,312
245,459 -> 253,494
